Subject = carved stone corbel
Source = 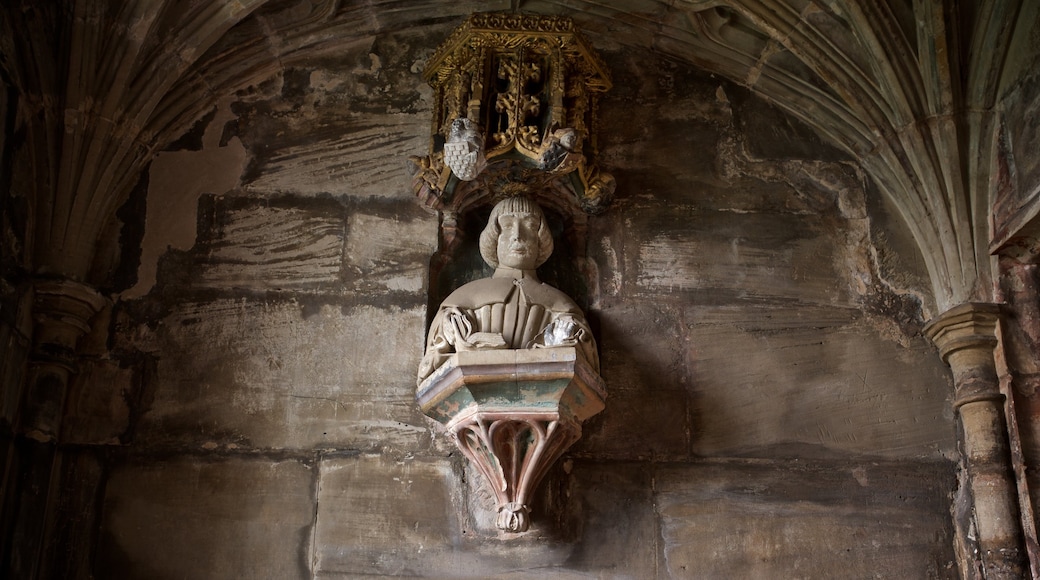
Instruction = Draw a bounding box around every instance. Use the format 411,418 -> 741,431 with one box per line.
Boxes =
417,347 -> 604,532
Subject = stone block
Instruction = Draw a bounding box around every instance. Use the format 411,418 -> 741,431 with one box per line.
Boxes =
313,454 -> 653,579
313,454 -> 455,577
655,460 -> 957,578
575,303 -> 691,460
624,207 -> 844,305
97,455 -> 316,580
575,386 -> 690,461
134,299 -> 431,451
243,113 -> 430,199
344,210 -> 437,295
188,195 -> 347,291
561,461 -> 658,577
685,304 -> 955,459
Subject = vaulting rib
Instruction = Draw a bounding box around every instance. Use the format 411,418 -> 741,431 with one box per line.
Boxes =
25,0 -> 267,278
75,0 -> 352,274
676,0 -> 1027,310
733,0 -> 975,308
678,2 -> 951,305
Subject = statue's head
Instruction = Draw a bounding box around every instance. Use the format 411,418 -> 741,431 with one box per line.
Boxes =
479,195 -> 554,270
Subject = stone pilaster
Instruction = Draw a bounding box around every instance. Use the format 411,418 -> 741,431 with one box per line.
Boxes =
925,302 -> 1026,578
3,279 -> 107,578
19,279 -> 107,441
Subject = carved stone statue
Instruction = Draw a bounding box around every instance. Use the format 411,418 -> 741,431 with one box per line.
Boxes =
418,195 -> 598,384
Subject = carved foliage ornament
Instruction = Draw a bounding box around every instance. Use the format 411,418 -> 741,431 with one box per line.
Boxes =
409,13 -> 615,216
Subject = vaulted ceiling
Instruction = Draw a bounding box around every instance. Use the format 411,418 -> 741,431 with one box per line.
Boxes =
1,0 -> 1035,312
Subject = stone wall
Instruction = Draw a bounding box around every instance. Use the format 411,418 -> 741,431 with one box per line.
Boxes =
84,24 -> 959,580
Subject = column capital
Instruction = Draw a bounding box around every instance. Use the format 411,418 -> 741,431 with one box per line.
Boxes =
923,302 -> 1001,363
32,279 -> 107,332
29,278 -> 106,370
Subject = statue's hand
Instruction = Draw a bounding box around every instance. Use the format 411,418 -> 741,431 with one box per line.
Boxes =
443,308 -> 472,346
543,316 -> 582,347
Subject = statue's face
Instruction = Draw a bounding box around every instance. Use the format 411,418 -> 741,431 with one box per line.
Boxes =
496,212 -> 541,270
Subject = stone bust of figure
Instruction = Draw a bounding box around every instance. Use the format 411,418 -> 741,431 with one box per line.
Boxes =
418,195 -> 599,384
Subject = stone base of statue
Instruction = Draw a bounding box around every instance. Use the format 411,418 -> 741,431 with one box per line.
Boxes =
416,347 -> 606,532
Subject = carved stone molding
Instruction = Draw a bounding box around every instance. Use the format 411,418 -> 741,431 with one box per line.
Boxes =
417,347 -> 605,532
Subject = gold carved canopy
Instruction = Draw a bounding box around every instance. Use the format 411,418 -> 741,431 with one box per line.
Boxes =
410,13 -> 615,218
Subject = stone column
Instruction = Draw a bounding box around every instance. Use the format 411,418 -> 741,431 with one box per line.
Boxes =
19,279 -> 107,441
4,278 -> 106,578
925,302 -> 1026,578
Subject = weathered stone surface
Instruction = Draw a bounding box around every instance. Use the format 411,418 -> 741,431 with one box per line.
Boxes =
314,454 -> 658,579
576,299 -> 954,462
575,302 -> 691,459
999,43 -> 1040,230
151,193 -> 437,299
344,209 -> 438,295
309,455 -> 957,578
189,195 -> 347,291
229,34 -> 438,200
62,359 -> 136,445
126,101 -> 248,299
313,454 -> 455,577
97,455 -> 316,580
243,113 -> 429,199
623,200 -> 845,304
686,305 -> 956,459
130,300 -> 431,451
561,461 -> 658,577
656,460 -> 958,578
